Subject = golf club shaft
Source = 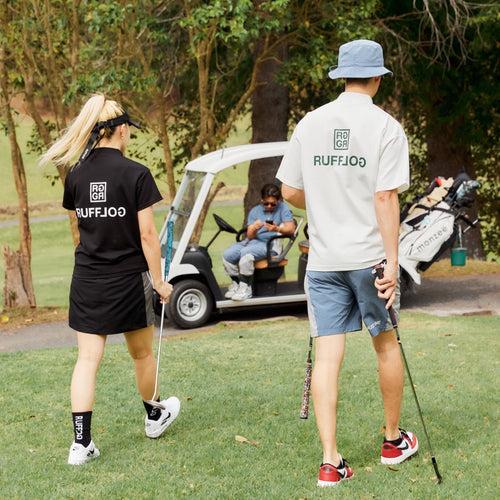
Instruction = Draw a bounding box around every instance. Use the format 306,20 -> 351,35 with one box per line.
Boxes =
393,320 -> 442,482
300,336 -> 313,419
148,220 -> 174,407
150,300 -> 166,403
374,264 -> 442,483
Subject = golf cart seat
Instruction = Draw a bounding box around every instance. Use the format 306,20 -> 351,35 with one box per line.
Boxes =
298,223 -> 309,251
254,232 -> 295,270
298,222 -> 309,254
297,223 -> 309,288
254,257 -> 288,269
235,215 -> 303,266
252,215 -> 304,296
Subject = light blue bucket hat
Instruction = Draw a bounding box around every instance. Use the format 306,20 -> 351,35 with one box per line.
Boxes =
328,39 -> 393,79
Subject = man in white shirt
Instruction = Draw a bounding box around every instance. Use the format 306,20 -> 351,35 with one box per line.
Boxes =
277,39 -> 418,487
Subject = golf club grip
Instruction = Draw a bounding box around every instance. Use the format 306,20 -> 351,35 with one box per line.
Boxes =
164,220 -> 174,280
300,337 -> 313,419
374,264 -> 398,327
300,362 -> 312,419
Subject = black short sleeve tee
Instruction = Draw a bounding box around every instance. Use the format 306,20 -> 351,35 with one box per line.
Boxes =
63,148 -> 163,277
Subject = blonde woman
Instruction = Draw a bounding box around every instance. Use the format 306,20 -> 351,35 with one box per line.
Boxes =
40,94 -> 180,465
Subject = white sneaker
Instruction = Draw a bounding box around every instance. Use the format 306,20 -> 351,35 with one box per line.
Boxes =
231,282 -> 252,301
68,440 -> 100,465
224,281 -> 239,299
145,396 -> 180,439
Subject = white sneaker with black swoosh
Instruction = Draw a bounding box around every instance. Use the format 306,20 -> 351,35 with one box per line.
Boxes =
381,428 -> 419,464
145,396 -> 180,438
68,440 -> 100,465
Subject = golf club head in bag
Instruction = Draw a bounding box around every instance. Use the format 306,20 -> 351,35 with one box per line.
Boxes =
398,171 -> 480,288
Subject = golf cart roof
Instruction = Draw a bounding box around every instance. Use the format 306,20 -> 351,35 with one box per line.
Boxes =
185,142 -> 289,175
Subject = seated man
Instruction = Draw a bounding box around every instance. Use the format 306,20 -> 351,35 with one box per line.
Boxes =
223,183 -> 295,301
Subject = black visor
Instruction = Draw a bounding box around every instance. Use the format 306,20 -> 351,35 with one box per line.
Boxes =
76,112 -> 141,165
94,112 -> 141,131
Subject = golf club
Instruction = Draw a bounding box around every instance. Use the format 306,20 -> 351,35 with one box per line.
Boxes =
300,335 -> 313,419
146,219 -> 174,410
373,263 -> 443,484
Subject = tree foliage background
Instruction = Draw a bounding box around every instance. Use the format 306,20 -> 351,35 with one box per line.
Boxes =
1,0 -> 498,306
375,0 -> 499,259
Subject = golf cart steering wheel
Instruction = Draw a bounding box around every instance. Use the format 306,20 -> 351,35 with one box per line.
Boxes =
213,213 -> 238,234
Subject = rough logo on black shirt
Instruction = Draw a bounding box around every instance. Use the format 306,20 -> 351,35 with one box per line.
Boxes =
90,182 -> 107,202
76,206 -> 127,218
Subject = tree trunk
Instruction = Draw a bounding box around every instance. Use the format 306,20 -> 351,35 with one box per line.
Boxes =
426,119 -> 484,259
155,94 -> 177,203
3,244 -> 33,308
191,182 -> 225,244
245,27 -> 289,223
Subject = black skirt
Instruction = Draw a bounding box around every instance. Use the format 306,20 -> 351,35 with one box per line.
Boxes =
69,271 -> 155,335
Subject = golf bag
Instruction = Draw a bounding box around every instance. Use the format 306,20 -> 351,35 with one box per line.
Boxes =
399,172 -> 480,285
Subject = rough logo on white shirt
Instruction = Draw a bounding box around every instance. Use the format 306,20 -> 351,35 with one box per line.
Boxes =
312,129 -> 366,168
334,129 -> 350,150
313,155 -> 366,168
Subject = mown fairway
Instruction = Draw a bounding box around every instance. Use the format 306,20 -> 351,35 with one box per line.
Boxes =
1,313 -> 497,499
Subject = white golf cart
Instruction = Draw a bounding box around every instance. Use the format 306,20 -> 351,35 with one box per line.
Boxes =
157,142 -> 308,329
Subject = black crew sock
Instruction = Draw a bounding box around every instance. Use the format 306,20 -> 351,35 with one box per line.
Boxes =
143,400 -> 162,421
239,275 -> 251,285
384,434 -> 402,446
72,411 -> 92,447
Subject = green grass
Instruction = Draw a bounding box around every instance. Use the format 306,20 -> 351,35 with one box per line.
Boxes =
0,113 -> 259,307
0,123 -> 62,206
0,115 -> 252,209
0,313 -> 498,498
0,202 -> 306,307
0,206 -> 239,307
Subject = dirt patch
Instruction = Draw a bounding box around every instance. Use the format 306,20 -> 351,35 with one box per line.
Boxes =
421,259 -> 500,277
0,185 -> 246,221
0,306 -> 68,332
214,185 -> 247,202
0,201 -> 65,218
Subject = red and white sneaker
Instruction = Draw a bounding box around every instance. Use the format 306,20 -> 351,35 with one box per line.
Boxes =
381,429 -> 419,465
317,455 -> 354,487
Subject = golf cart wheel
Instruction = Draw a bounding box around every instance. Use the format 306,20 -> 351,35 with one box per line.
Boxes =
168,279 -> 213,329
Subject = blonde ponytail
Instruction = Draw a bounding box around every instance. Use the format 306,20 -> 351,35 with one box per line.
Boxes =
39,94 -> 124,169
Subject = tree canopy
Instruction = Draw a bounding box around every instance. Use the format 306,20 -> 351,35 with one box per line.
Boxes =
375,0 -> 499,257
1,0 -> 498,305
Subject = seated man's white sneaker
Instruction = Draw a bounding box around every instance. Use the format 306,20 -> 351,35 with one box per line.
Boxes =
68,440 -> 100,465
145,396 -> 181,439
231,282 -> 252,301
224,281 -> 239,299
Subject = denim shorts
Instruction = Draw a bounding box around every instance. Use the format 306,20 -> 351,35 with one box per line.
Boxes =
305,267 -> 400,338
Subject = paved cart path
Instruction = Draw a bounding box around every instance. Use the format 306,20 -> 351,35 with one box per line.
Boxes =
1,274 -> 498,353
